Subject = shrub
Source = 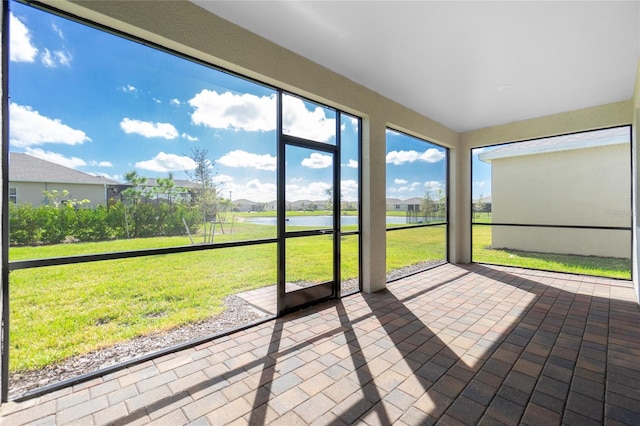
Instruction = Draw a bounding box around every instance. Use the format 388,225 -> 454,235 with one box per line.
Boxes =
9,200 -> 202,246
75,206 -> 111,241
9,204 -> 40,245
37,205 -> 76,244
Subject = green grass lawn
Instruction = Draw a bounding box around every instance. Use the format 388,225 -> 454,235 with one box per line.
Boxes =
386,225 -> 447,272
10,221 -> 276,261
9,221 -> 444,373
9,219 -> 629,374
472,225 -> 631,279
472,212 -> 492,223
10,245 -> 277,372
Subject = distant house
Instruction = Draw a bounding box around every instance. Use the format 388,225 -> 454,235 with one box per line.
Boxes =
234,199 -> 268,212
386,198 -> 422,212
289,200 -> 318,211
341,200 -> 359,211
479,127 -> 630,258
109,177 -> 197,205
473,195 -> 492,212
144,177 -> 197,191
9,153 -> 119,207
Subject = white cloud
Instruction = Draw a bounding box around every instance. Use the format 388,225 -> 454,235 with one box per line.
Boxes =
188,90 -> 335,141
214,174 -> 233,184
218,150 -> 276,171
90,160 -> 113,167
135,152 -> 197,172
386,148 -> 445,165
10,13 -> 38,63
170,99 -> 181,106
189,90 -> 276,132
243,180 -> 277,202
301,153 -> 332,169
54,50 -> 72,66
10,102 -> 91,147
341,179 -> 359,200
283,95 -> 335,142
41,48 -> 72,68
181,133 -> 198,141
344,159 -> 358,168
398,182 -> 422,193
121,85 -> 137,93
286,180 -> 331,201
120,118 -> 179,139
52,23 -> 65,40
224,178 -> 277,202
153,98 -> 162,104
424,181 -> 444,194
10,14 -> 71,67
25,147 -> 87,169
41,48 -> 54,67
340,117 -> 359,133
388,180 -> 440,195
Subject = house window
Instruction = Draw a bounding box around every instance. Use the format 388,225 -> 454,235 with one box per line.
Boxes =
9,188 -> 16,204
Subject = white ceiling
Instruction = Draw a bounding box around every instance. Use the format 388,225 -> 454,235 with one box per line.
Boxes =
192,1 -> 640,133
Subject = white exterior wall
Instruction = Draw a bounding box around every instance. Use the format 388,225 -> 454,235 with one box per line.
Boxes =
491,143 -> 631,258
10,182 -> 108,207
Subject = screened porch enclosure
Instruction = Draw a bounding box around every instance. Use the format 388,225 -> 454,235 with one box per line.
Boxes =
1,0 -> 639,407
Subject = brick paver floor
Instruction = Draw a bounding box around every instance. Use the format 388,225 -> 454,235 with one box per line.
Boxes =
2,263 -> 640,425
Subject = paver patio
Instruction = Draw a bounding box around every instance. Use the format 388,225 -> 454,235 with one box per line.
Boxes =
2,263 -> 640,425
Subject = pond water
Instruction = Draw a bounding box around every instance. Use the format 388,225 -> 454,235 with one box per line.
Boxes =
243,215 -> 408,226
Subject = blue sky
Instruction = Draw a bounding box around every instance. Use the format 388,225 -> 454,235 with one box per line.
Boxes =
9,1 -> 449,203
385,130 -> 448,200
471,148 -> 492,200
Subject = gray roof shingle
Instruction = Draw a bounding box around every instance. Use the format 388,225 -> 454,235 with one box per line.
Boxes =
9,152 -> 119,185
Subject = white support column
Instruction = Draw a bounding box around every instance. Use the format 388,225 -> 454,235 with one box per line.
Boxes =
361,116 -> 387,293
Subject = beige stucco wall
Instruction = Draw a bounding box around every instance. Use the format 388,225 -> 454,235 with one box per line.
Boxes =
462,101 -> 634,259
492,227 -> 630,259
490,143 -> 631,258
493,144 -> 631,224
10,182 -> 108,207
